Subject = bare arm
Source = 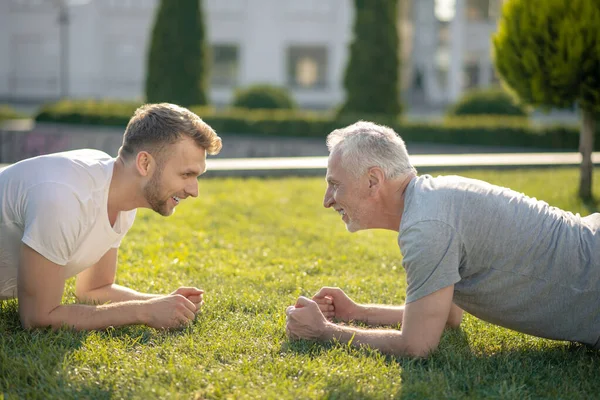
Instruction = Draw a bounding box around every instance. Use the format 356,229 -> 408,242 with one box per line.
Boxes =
75,248 -> 160,303
18,244 -> 196,331
75,247 -> 205,312
288,285 -> 456,358
362,302 -> 463,328
313,287 -> 463,328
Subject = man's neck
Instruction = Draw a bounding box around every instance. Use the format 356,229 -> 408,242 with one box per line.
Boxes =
107,158 -> 142,225
381,173 -> 416,232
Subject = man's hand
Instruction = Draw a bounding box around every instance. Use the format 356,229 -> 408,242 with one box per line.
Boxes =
312,287 -> 362,322
171,287 -> 204,314
141,294 -> 197,329
286,296 -> 330,340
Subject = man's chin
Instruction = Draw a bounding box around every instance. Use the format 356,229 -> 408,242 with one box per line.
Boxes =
345,222 -> 361,233
153,204 -> 175,217
162,207 -> 176,217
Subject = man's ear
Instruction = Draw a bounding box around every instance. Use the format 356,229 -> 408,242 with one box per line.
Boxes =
135,151 -> 154,177
367,167 -> 385,190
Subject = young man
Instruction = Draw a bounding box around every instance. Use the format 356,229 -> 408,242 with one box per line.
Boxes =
0,103 -> 222,331
286,121 -> 600,357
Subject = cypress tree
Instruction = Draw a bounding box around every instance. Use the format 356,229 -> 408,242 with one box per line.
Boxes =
145,0 -> 209,107
339,0 -> 402,117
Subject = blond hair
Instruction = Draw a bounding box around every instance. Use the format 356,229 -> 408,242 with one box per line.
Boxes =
119,103 -> 222,160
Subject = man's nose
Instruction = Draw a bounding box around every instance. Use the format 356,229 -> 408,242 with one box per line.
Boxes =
186,180 -> 199,198
323,187 -> 333,208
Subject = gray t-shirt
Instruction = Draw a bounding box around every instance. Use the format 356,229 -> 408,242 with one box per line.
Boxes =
399,175 -> 600,348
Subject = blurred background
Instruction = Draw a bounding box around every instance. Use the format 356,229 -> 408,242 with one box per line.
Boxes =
1,0 -> 598,201
0,0 -> 575,121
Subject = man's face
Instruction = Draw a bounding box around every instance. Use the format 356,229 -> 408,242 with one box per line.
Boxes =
143,136 -> 207,216
323,150 -> 372,232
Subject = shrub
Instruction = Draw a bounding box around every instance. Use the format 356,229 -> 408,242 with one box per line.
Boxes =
447,88 -> 528,117
232,85 -> 296,110
0,105 -> 24,122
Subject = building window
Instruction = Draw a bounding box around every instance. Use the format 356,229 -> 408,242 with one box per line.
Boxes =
211,44 -> 239,87
466,0 -> 490,21
287,46 -> 327,89
463,63 -> 479,89
435,47 -> 449,90
435,21 -> 450,90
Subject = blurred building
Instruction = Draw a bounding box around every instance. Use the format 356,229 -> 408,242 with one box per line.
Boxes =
404,0 -> 505,107
0,0 -> 504,109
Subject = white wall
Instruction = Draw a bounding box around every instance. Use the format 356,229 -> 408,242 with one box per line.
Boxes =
0,0 -> 352,108
0,0 -> 499,108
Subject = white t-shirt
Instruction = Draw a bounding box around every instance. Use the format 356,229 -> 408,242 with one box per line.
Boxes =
0,149 -> 137,299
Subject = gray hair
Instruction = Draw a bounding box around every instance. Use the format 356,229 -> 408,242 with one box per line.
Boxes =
326,121 -> 417,179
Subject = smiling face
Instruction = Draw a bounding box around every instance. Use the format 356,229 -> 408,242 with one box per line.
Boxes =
143,136 -> 207,216
323,150 -> 373,232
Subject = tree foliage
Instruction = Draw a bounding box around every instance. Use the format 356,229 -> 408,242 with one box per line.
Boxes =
493,0 -> 600,199
145,0 -> 209,106
339,0 -> 402,117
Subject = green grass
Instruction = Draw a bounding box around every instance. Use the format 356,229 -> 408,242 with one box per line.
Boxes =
1,168 -> 599,399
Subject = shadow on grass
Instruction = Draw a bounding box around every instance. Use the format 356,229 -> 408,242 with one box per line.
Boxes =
396,330 -> 600,399
582,195 -> 599,214
281,328 -> 600,399
0,300 -> 116,399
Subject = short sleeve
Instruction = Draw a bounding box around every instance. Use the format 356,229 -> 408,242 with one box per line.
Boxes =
21,184 -> 86,266
399,220 -> 462,303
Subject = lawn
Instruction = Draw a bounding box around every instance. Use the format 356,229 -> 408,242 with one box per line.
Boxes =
1,168 -> 599,399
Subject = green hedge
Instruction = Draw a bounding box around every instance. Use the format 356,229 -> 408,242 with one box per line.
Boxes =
232,85 -> 296,110
34,100 -> 598,150
0,105 -> 25,122
447,88 -> 528,117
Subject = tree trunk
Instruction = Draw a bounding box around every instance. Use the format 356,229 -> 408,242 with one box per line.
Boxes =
578,109 -> 595,200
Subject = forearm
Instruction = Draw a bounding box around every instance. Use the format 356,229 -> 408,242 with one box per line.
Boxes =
360,303 -> 463,329
23,301 -> 148,331
321,323 -> 427,357
360,304 -> 405,326
77,284 -> 161,304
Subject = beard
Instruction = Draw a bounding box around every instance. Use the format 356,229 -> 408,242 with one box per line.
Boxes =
344,204 -> 369,233
143,167 -> 173,216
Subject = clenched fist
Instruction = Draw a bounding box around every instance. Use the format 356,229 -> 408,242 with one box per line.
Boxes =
141,294 -> 197,329
286,296 -> 330,340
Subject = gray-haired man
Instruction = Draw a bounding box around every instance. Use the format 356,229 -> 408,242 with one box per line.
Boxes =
286,121 -> 600,357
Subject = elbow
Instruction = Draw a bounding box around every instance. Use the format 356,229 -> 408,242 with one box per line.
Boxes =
446,307 -> 464,329
20,311 -> 52,330
19,304 -> 62,330
396,336 -> 439,358
75,283 -> 111,303
74,287 -> 91,302
403,343 -> 437,358
446,318 -> 462,329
